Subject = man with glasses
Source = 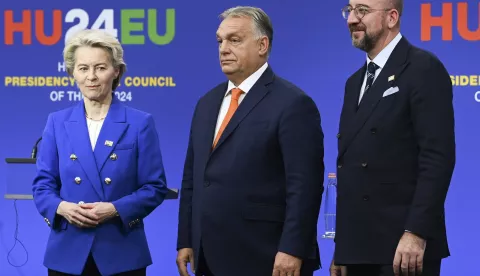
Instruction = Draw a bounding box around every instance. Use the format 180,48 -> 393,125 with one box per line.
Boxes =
330,0 -> 455,275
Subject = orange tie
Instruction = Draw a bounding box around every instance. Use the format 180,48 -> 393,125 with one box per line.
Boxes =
213,88 -> 243,148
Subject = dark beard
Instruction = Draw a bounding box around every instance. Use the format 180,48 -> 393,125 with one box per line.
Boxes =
350,26 -> 383,53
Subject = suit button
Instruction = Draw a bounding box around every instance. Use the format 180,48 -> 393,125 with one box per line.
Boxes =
105,177 -> 112,184
361,162 -> 368,168
336,133 -> 341,139
74,177 -> 81,184
204,181 -> 210,187
337,164 -> 343,169
70,154 -> 77,160
110,153 -> 117,160
363,195 -> 370,201
370,128 -> 377,134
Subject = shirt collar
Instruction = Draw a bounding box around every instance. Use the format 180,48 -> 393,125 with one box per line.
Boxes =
367,32 -> 402,69
225,62 -> 269,96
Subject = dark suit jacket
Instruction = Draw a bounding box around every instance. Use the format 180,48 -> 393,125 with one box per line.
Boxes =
177,66 -> 325,275
334,37 -> 455,265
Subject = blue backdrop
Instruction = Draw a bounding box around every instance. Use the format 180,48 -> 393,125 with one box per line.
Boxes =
0,0 -> 478,275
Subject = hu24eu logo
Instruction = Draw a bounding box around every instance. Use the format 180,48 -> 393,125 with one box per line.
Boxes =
4,9 -> 175,45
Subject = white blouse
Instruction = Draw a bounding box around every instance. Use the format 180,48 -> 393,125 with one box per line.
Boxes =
86,118 -> 104,150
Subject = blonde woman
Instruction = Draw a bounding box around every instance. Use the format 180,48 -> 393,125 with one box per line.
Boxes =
32,29 -> 168,276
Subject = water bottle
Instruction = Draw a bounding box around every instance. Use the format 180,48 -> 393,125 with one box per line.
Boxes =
322,172 -> 337,239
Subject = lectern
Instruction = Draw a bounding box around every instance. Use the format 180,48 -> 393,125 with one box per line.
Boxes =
4,158 -> 179,200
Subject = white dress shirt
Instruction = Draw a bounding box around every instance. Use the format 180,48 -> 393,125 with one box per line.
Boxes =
213,62 -> 269,143
358,33 -> 403,103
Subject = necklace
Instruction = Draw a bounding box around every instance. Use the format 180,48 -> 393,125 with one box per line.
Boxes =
85,113 -> 105,121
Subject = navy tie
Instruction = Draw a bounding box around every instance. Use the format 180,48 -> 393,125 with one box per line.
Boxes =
364,62 -> 379,94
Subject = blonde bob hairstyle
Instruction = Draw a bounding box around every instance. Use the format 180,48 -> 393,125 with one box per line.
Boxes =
63,29 -> 126,90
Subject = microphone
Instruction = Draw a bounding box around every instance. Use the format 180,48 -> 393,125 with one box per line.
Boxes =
31,137 -> 42,159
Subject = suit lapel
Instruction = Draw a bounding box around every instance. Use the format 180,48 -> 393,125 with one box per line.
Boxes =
338,67 -> 364,155
198,84 -> 226,163
64,101 -> 104,199
346,66 -> 366,118
93,97 -> 128,172
210,67 -> 274,154
339,37 -> 411,157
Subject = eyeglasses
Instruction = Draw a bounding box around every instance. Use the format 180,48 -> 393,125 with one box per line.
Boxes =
341,5 -> 392,20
